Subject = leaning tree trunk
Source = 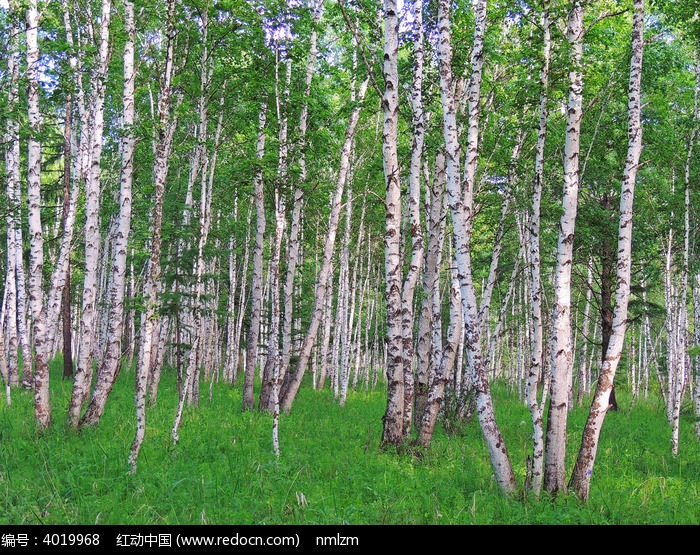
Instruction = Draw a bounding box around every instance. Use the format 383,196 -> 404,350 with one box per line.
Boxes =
569,0 -> 644,501
84,0 -> 176,429
543,0 -> 584,496
279,77 -> 369,413
438,0 -> 516,495
100,0 -> 134,443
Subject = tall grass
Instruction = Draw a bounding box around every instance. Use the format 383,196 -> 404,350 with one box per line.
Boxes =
2,360 -> 699,524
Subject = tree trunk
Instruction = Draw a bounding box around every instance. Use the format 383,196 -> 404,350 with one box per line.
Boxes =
525,0 -> 551,497
543,0 -> 584,496
260,51 -> 291,412
26,0 -> 51,428
243,97 -> 269,411
279,77 -> 369,412
438,0 -> 516,495
278,3 -> 323,390
82,0 -> 176,428
400,0 -> 425,437
416,257 -> 463,449
70,0 -> 113,427
414,154 -> 447,427
569,0 -> 644,501
380,0 -> 405,448
4,1 -> 22,389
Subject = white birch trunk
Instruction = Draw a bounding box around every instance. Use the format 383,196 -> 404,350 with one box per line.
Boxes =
399,0 -> 425,436
414,154 -> 447,426
243,98 -> 269,410
544,0 -> 584,495
232,205 -> 252,384
26,0 -> 51,428
260,52 -> 291,412
70,0 -> 113,427
279,78 -> 369,412
417,262 -> 463,448
91,0 -> 178,430
525,1 -> 550,495
4,2 -> 22,388
694,273 -> 700,438
438,0 -> 516,494
279,3 -> 324,388
569,0 -> 644,500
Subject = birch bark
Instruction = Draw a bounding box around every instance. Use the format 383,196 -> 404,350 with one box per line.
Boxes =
526,0 -> 550,496
243,98 -> 268,410
71,0 -> 113,427
83,0 -> 177,427
380,0 -> 405,447
544,0 -> 584,495
279,77 -> 369,412
438,0 -> 516,494
569,0 -> 644,500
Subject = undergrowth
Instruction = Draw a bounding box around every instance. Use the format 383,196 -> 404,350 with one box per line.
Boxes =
1,359 -> 699,525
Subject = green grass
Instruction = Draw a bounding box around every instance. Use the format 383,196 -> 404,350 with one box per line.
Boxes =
2,361 -> 700,525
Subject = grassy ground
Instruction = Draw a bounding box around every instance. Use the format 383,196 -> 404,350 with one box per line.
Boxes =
2,360 -> 699,525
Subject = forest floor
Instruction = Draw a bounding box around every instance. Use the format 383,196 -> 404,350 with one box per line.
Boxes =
2,359 -> 699,525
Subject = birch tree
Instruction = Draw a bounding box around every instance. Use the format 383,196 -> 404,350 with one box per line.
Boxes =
525,0 -> 551,497
279,75 -> 369,413
569,0 -> 645,501
82,0 -> 178,428
379,0 -> 405,447
243,96 -> 268,411
544,0 -> 584,496
400,0 -> 425,437
69,0 -> 113,427
437,0 -> 516,494
3,0 -> 24,390
26,0 -> 50,427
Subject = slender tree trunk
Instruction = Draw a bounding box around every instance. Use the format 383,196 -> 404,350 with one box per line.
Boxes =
278,3 -> 324,389
526,1 -> 551,497
380,0 -> 405,447
400,0 -> 425,437
694,273 -> 700,439
93,0 -> 135,466
416,257 -> 463,448
575,260 -> 594,405
543,0 -> 584,496
243,97 -> 269,411
569,0 -> 644,501
414,154 -> 447,426
524,0 -> 551,482
232,205 -> 252,384
70,0 -> 113,427
438,0 -> 516,494
26,0 -> 52,428
260,51 -> 291,412
174,87 -> 224,441
4,2 -> 22,389
279,77 -> 369,412
83,0 -> 176,428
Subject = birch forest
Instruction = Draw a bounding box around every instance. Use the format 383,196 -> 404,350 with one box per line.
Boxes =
1,0 -> 699,505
